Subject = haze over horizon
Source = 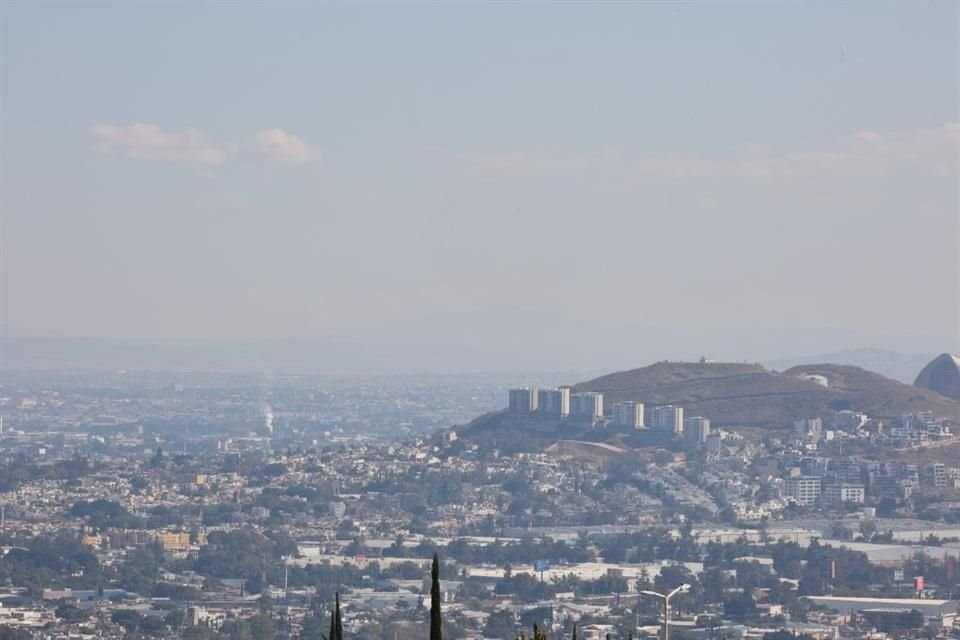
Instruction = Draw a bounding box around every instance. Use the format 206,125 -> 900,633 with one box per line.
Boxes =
2,3 -> 958,373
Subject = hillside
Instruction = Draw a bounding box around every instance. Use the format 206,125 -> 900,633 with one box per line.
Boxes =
572,361 -> 960,427
765,348 -> 935,385
451,410 -> 595,456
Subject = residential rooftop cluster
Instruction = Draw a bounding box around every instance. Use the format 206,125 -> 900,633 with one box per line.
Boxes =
0,368 -> 955,639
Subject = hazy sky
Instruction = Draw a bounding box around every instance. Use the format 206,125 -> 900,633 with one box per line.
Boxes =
2,2 -> 958,369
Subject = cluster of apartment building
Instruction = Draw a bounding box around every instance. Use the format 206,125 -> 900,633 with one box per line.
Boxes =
885,411 -> 955,444
507,388 -> 712,442
790,409 -> 955,455
783,473 -> 865,507
780,453 -> 960,507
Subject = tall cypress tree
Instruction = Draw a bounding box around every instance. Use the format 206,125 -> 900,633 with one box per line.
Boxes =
328,605 -> 336,640
571,623 -> 578,640
533,623 -> 547,640
430,553 -> 442,640
335,592 -> 343,640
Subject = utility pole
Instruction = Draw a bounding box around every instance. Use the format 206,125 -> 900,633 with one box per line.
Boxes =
635,593 -> 640,639
640,583 -> 690,640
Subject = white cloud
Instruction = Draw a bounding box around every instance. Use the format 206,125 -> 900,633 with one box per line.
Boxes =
90,123 -> 317,167
90,123 -> 228,165
253,128 -> 314,165
459,123 -> 959,181
703,123 -> 960,180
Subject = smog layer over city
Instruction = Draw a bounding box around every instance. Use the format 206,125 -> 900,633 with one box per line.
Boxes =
0,3 -> 959,640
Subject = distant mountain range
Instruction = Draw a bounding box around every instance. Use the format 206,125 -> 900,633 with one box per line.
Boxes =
3,312 -> 951,376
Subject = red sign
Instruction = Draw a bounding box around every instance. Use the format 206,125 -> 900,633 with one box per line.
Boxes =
914,576 -> 924,591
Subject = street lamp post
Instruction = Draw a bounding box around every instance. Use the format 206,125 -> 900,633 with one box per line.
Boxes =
640,583 -> 690,640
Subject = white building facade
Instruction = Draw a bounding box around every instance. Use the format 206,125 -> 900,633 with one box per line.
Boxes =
649,405 -> 684,433
570,392 -> 604,421
613,401 -> 645,428
684,416 -> 711,443
537,387 -> 571,418
784,476 -> 822,506
508,387 -> 538,414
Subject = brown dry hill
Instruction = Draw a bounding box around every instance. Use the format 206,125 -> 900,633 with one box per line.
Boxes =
572,361 -> 960,427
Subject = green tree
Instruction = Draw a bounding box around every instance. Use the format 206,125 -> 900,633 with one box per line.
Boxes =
654,564 -> 699,609
249,613 -> 277,640
876,497 -> 898,518
300,613 -> 326,640
111,610 -> 144,633
483,610 -> 515,640
700,567 -> 731,605
70,499 -> 143,529
54,601 -> 89,623
165,608 -> 185,629
723,592 -> 758,620
771,542 -> 804,579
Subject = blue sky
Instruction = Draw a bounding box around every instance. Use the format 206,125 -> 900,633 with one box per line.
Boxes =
2,2 -> 958,368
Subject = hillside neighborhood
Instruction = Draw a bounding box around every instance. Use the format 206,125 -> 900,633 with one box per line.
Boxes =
0,358 -> 957,638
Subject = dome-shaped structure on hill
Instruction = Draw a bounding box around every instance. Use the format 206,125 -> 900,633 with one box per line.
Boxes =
797,373 -> 829,387
914,354 -> 960,402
